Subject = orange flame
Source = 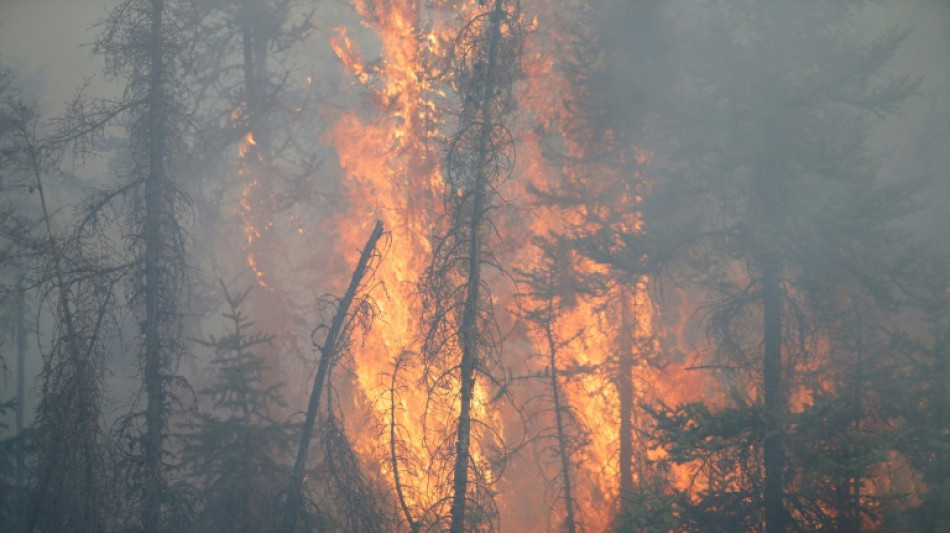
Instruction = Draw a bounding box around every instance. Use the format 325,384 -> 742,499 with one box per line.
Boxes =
324,0 -> 461,515
320,0 -> 711,529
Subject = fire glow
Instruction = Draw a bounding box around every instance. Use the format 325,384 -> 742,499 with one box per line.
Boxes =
311,0 -> 701,529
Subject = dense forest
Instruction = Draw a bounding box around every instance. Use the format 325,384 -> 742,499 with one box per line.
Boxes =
0,0 -> 948,531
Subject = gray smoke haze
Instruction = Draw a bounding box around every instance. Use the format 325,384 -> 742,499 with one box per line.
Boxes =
0,1 -> 948,531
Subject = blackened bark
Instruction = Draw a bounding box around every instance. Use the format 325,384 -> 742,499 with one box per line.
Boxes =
283,220 -> 383,533
241,16 -> 271,161
448,2 -> 507,531
449,174 -> 484,533
390,358 -> 419,533
545,302 -> 577,533
618,287 -> 635,497
763,255 -> 784,533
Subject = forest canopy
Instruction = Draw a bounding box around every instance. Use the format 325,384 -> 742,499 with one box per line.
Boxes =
0,0 -> 948,532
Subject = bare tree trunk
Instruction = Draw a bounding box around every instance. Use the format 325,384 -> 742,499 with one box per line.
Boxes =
283,220 -> 383,533
15,270 -> 26,492
838,313 -> 864,533
449,172 -> 486,533
448,3 -> 507,531
26,121 -> 103,533
850,315 -> 864,533
544,301 -> 577,533
241,16 -> 271,160
763,255 -> 784,533
618,286 -> 635,497
390,356 -> 419,533
143,1 -> 168,529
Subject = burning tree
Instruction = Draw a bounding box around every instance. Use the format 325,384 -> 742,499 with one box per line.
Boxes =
895,283 -> 950,530
517,236 -> 588,533
512,0 -> 683,528
3,1 -> 947,531
408,1 -> 525,530
189,0 -> 320,402
648,1 -> 923,531
284,220 -> 387,532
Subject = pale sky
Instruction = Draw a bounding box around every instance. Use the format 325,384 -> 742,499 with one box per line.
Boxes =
0,0 -> 116,113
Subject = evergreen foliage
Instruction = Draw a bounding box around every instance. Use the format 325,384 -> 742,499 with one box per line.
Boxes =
644,1 -> 925,530
182,284 -> 296,533
0,1 -> 946,532
0,398 -> 29,529
891,289 -> 950,531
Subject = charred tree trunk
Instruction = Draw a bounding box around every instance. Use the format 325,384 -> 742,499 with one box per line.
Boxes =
544,303 -> 577,533
837,313 -> 864,533
762,254 -> 784,533
448,3 -> 508,531
759,152 -> 786,533
618,286 -> 635,497
283,220 -> 383,533
241,14 -> 271,161
448,156 -> 486,533
417,0 -> 521,528
390,356 -> 419,533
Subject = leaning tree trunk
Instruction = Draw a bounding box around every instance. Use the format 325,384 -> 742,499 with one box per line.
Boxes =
390,354 -> 420,533
283,220 -> 383,533
25,115 -> 105,533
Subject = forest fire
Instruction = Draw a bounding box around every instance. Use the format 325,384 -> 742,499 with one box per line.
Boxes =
234,106 -> 270,286
324,0 -> 455,516
320,0 -> 682,528
239,178 -> 271,288
2,0 -> 947,532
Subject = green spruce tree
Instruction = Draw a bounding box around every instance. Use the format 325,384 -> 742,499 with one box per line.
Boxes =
183,283 -> 296,533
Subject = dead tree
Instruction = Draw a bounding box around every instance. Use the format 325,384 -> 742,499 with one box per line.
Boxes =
388,351 -> 420,533
446,2 -> 521,530
283,220 -> 384,532
516,235 -> 593,533
110,3 -> 191,529
528,285 -> 581,533
413,1 -> 524,531
45,0 -> 200,529
191,0 -> 318,280
5,85 -> 116,533
188,0 -> 320,420
320,369 -> 389,533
